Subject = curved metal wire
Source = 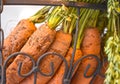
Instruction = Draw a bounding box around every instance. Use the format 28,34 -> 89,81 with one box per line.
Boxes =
1,52 -> 69,84
19,52 -> 69,84
0,28 -> 4,51
71,54 -> 101,81
89,56 -> 106,84
66,7 -> 80,81
0,0 -> 4,81
89,57 -> 106,84
98,57 -> 108,78
0,28 -> 4,65
0,28 -> 4,83
37,52 -> 69,78
0,0 -> 3,13
1,52 -> 36,84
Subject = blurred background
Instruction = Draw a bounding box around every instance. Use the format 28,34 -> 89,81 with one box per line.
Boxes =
1,5 -> 44,38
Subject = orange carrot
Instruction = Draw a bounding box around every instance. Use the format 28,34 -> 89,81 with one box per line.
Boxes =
93,61 -> 108,84
71,28 -> 101,84
3,19 -> 36,66
20,30 -> 72,84
47,47 -> 82,84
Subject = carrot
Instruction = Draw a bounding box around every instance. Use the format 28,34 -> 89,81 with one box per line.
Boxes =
3,19 -> 36,65
47,47 -> 82,84
93,60 -> 108,84
20,30 -> 72,84
6,6 -> 68,84
71,27 -> 101,84
70,0 -> 102,82
81,28 -> 101,56
46,7 -> 82,84
3,6 -> 51,66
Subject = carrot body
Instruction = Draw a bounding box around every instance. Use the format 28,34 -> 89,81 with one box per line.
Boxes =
6,24 -> 56,84
20,30 -> 72,84
3,19 -> 36,65
93,61 -> 108,84
48,47 -> 82,84
71,28 -> 101,84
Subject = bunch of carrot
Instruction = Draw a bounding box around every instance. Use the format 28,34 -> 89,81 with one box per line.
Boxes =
70,0 -> 104,84
5,5 -> 70,84
3,6 -> 52,67
46,0 -> 105,84
2,0 -> 113,84
20,4 -> 79,84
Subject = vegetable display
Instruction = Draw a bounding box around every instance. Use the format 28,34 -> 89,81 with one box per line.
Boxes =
1,0 -> 120,84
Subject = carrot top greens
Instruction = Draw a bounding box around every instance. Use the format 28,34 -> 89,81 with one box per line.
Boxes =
47,5 -> 69,29
29,6 -> 52,23
62,7 -> 78,34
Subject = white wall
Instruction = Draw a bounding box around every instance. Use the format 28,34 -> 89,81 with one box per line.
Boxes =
1,5 -> 44,38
